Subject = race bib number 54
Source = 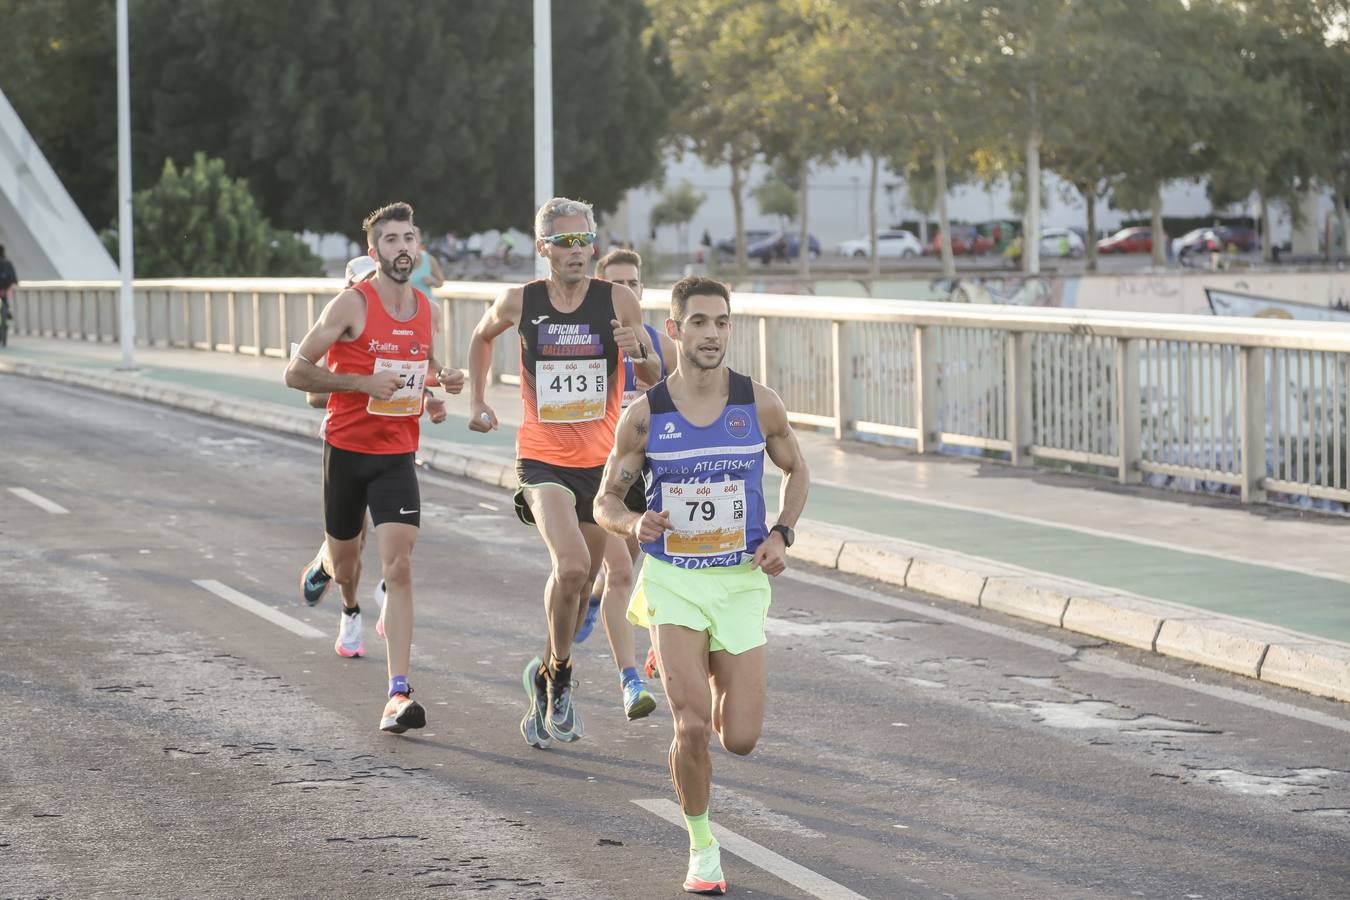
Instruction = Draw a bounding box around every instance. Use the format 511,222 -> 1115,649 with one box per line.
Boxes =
537,359 -> 607,422
662,480 -> 746,557
366,357 -> 428,417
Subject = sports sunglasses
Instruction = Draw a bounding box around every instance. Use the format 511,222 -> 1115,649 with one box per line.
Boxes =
541,231 -> 597,248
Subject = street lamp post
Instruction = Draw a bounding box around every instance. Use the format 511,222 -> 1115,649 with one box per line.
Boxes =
115,0 -> 136,369
533,0 -> 553,280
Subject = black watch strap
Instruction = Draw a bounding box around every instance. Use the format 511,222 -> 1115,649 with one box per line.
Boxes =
771,523 -> 795,547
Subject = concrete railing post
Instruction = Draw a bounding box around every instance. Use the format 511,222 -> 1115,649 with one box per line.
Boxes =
1006,331 -> 1034,466
1115,338 -> 1142,483
1240,345 -> 1268,503
832,320 -> 855,440
914,325 -> 939,453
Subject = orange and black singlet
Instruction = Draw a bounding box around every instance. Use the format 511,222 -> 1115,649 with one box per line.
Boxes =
324,281 -> 433,455
516,278 -> 623,468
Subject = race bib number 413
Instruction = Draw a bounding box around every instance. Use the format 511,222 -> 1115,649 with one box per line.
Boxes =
366,357 -> 428,417
537,359 -> 607,422
662,480 -> 746,557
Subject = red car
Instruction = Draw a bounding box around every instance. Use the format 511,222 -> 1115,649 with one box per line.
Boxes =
1096,226 -> 1158,254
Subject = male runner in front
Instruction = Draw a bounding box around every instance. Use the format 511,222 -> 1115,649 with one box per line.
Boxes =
285,202 -> 464,734
467,196 -> 660,749
595,275 -> 810,894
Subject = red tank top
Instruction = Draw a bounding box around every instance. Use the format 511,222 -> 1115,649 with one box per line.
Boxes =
324,281 -> 433,455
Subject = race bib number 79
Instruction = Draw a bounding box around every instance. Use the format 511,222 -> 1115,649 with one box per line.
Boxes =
662,480 -> 746,557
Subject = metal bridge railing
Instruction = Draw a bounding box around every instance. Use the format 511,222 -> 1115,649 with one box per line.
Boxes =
13,279 -> 1350,508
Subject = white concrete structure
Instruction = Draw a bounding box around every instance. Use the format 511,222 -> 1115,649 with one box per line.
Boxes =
0,89 -> 118,280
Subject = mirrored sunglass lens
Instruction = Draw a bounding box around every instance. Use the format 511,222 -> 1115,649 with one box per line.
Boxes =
548,232 -> 595,247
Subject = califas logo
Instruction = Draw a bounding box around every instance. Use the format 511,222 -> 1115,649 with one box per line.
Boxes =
368,339 -> 400,354
658,420 -> 683,440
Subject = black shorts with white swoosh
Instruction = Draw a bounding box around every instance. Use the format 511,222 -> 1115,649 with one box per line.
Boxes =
322,443 -> 420,539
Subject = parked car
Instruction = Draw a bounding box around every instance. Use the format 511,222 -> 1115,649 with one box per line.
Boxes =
1038,227 -> 1085,258
747,231 -> 822,264
928,225 -> 995,256
715,230 -> 775,259
1171,228 -> 1220,262
1096,226 -> 1158,254
836,229 -> 922,259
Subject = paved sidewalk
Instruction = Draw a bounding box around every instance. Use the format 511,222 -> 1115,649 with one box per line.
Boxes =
4,336 -> 1349,701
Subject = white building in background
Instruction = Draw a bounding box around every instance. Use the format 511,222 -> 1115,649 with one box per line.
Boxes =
609,152 -> 1326,255
0,89 -> 119,280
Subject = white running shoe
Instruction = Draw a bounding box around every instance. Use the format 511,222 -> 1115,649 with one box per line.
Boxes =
335,607 -> 364,658
374,579 -> 387,638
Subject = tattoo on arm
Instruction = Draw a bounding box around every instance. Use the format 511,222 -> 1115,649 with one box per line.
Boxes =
619,467 -> 636,484
634,420 -> 648,436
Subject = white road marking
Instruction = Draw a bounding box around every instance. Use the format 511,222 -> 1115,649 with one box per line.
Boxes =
193,579 -> 325,638
632,799 -> 869,900
8,487 -> 70,514
785,568 -> 1350,736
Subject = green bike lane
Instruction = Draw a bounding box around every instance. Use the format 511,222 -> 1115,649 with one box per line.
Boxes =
6,339 -> 1348,643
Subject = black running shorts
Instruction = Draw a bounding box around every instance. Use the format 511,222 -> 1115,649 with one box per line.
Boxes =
623,479 -> 647,515
323,443 -> 420,540
514,458 -> 604,526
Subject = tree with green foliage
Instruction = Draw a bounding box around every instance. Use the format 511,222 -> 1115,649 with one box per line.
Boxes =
650,182 -> 706,257
104,153 -> 321,277
1244,0 -> 1350,258
1201,5 -> 1308,262
820,0 -> 926,278
1,0 -> 673,241
0,0 -> 119,228
741,0 -> 842,279
648,0 -> 775,276
966,0 -> 1085,274
752,179 -> 798,228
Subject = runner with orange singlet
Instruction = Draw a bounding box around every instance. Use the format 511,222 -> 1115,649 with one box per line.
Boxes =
466,197 -> 660,749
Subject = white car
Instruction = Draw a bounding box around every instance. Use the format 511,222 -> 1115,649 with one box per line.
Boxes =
1038,228 -> 1084,258
837,229 -> 922,259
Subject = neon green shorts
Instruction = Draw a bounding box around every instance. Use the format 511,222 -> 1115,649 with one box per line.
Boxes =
628,556 -> 772,655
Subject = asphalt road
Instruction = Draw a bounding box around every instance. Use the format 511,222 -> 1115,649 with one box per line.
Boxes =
2,375 -> 1348,899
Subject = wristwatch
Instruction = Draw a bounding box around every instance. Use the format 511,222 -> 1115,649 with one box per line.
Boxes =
770,523 -> 795,547
634,341 -> 648,361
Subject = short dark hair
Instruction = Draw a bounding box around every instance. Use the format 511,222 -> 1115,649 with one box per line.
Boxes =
362,202 -> 415,244
670,276 -> 730,321
596,248 -> 641,278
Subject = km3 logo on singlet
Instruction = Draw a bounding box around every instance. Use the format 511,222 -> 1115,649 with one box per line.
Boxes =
537,322 -> 601,358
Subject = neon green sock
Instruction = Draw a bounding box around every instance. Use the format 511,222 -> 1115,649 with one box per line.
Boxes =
683,809 -> 714,850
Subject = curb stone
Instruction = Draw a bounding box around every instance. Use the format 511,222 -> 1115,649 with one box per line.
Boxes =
5,357 -> 1349,706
